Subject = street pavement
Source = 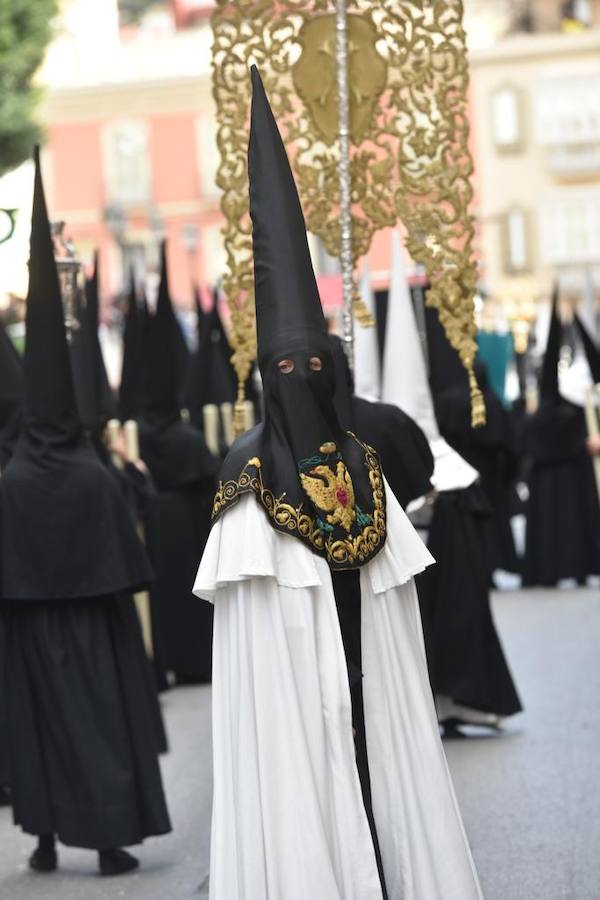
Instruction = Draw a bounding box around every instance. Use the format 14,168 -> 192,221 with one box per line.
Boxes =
1,586 -> 599,900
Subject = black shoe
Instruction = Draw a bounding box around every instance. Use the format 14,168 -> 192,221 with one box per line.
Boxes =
441,718 -> 468,739
99,849 -> 139,877
0,784 -> 11,807
29,848 -> 58,873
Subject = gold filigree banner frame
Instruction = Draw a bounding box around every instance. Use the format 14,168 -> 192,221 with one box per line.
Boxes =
212,0 -> 484,427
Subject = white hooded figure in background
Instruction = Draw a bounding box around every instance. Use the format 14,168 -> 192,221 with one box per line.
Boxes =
193,67 -> 483,900
353,259 -> 381,402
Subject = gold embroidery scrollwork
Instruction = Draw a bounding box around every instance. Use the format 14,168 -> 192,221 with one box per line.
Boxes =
212,0 -> 483,426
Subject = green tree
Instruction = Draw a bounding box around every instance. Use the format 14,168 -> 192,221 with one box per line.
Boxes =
0,0 -> 58,177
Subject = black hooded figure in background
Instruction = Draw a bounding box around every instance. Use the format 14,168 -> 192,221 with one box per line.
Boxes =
138,244 -> 218,685
72,254 -> 158,534
69,253 -> 168,753
184,289 -> 237,426
523,295 -> 600,586
192,67 -> 483,900
0,150 -> 171,876
425,305 -> 520,580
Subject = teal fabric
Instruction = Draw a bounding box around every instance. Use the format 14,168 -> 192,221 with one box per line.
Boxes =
477,331 -> 514,405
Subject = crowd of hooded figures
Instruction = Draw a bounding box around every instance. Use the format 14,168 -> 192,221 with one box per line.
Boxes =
0,67 -> 598,897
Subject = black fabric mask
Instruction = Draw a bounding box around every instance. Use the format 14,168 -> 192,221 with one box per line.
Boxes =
212,69 -> 386,570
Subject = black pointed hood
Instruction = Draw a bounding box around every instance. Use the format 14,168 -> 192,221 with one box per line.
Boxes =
71,251 -> 118,434
119,271 -> 143,421
141,241 -> 185,424
249,65 -> 329,367
0,324 -> 24,467
574,314 -> 600,384
193,281 -> 205,347
184,290 -> 239,430
24,146 -> 81,442
211,68 -> 386,571
138,245 -> 217,487
539,285 -> 561,405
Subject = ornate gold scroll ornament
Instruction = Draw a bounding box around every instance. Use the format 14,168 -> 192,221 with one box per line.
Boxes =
212,0 -> 484,427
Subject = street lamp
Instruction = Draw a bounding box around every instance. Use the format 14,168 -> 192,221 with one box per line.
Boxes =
0,209 -> 17,245
51,221 -> 81,343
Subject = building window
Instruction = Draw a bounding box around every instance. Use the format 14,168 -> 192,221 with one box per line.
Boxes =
103,121 -> 151,207
539,190 -> 600,264
534,75 -> 600,147
491,86 -> 523,153
502,208 -> 530,273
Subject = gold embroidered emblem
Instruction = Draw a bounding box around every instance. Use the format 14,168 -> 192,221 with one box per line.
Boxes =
300,462 -> 356,533
211,433 -> 386,569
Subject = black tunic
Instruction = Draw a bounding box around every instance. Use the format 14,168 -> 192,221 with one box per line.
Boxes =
139,419 -> 217,682
0,441 -> 171,847
3,595 -> 170,848
523,401 -> 600,586
331,568 -> 389,900
434,379 -> 520,576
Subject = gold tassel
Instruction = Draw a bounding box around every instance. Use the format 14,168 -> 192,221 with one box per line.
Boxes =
353,290 -> 375,328
468,367 -> 486,428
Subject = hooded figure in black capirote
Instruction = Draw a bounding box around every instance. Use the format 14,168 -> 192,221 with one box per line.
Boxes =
184,284 -> 261,451
193,67 -> 483,900
523,291 -> 600,586
425,304 -> 520,580
137,243 -> 218,685
0,150 -> 171,877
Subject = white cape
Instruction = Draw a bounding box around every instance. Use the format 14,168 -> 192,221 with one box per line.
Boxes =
193,481 -> 483,900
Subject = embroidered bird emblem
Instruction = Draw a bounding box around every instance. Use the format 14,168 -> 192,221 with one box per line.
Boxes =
300,462 -> 356,533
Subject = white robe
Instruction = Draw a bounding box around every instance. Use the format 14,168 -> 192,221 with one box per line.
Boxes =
193,480 -> 483,900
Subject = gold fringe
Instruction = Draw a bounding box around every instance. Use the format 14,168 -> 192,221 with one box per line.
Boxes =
353,292 -> 376,328
469,367 -> 486,428
233,376 -> 247,438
